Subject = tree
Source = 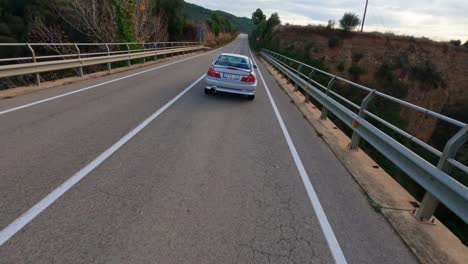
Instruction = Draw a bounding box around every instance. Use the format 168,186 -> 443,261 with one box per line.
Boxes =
249,11 -> 281,50
252,8 -> 266,25
205,13 -> 232,37
51,0 -> 119,43
267,12 -> 280,29
112,0 -> 137,42
151,0 -> 185,37
327,19 -> 335,29
339,12 -> 360,31
28,0 -> 169,45
134,0 -> 168,42
0,0 -> 37,43
206,18 -> 220,36
449,40 -> 461,46
463,41 -> 468,48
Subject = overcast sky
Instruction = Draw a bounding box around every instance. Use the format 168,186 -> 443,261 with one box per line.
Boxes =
187,0 -> 468,42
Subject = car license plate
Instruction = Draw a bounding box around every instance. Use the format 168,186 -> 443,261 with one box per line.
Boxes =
223,73 -> 240,80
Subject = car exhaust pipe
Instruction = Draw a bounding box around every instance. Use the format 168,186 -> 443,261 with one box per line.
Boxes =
208,86 -> 217,93
205,86 -> 217,94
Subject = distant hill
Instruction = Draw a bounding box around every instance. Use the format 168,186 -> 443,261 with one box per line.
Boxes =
183,2 -> 254,33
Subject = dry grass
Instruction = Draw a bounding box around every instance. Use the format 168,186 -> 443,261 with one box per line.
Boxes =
278,24 -> 467,52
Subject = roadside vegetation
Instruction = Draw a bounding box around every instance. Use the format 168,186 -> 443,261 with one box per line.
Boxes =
0,0 -> 242,89
183,2 -> 254,33
249,8 -> 281,50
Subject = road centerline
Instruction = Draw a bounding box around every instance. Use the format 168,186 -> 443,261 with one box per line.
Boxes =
249,48 -> 348,264
231,41 -> 241,53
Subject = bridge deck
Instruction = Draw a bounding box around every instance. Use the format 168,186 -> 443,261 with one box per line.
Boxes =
0,35 -> 416,263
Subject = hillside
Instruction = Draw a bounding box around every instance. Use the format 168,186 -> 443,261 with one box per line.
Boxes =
262,25 -> 468,141
183,2 -> 254,33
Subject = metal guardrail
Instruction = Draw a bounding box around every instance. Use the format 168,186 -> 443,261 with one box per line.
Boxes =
0,41 -> 203,85
261,48 -> 468,223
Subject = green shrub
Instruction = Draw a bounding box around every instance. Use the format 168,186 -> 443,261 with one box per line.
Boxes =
376,63 -> 408,98
328,35 -> 342,48
337,62 -> 345,72
348,64 -> 365,79
449,40 -> 461,46
410,62 -> 444,90
112,0 -> 136,42
352,52 -> 364,63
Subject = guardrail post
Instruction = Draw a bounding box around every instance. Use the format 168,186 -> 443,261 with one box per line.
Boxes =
74,44 -> 84,77
349,90 -> 376,150
303,69 -> 316,103
270,54 -> 279,73
126,44 -> 131,66
296,64 -> 303,74
282,58 -> 290,83
153,43 -> 158,61
307,69 -> 315,81
26,43 -> 40,86
415,125 -> 468,222
276,56 -> 286,79
294,65 -> 303,91
320,76 -> 336,120
105,44 -> 111,71
142,43 -> 146,64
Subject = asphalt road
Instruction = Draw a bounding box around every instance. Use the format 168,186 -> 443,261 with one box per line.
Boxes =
0,34 -> 417,263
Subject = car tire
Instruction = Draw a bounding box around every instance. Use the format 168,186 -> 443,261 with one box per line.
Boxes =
205,88 -> 212,94
247,95 -> 255,101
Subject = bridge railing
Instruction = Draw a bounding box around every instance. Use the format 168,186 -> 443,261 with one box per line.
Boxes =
260,48 -> 467,224
0,41 -> 203,86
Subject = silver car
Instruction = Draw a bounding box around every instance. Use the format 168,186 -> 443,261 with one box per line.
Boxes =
205,53 -> 258,100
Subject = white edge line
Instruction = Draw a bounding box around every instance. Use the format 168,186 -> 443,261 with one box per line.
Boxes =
0,41 -> 241,246
0,74 -> 206,246
249,48 -> 348,264
0,39 -> 238,116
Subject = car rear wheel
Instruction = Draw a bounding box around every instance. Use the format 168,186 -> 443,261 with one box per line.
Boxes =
247,95 -> 255,101
205,88 -> 213,94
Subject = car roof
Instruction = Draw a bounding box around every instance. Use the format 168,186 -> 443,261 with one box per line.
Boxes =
219,53 -> 250,61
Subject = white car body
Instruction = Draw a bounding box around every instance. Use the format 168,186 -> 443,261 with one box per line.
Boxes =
205,53 -> 257,100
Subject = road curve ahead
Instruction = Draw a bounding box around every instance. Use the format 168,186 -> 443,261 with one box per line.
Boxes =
0,35 -> 417,264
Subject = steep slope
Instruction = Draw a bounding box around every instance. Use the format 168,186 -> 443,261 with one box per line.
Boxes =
183,2 -> 254,33
261,25 -> 468,142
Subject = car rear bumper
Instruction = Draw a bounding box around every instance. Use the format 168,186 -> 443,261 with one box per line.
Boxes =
206,85 -> 255,95
205,76 -> 256,95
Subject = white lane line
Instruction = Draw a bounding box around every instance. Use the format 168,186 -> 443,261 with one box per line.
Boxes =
0,42 -> 241,246
249,48 -> 348,264
0,74 -> 206,246
232,41 -> 241,54
0,39 -> 239,117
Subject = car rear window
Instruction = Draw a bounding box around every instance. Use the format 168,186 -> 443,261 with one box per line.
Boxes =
215,55 -> 251,70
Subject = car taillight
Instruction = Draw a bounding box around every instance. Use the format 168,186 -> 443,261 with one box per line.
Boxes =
241,73 -> 256,83
207,67 -> 221,78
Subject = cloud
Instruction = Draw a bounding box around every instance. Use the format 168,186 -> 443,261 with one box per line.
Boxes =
186,0 -> 468,41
